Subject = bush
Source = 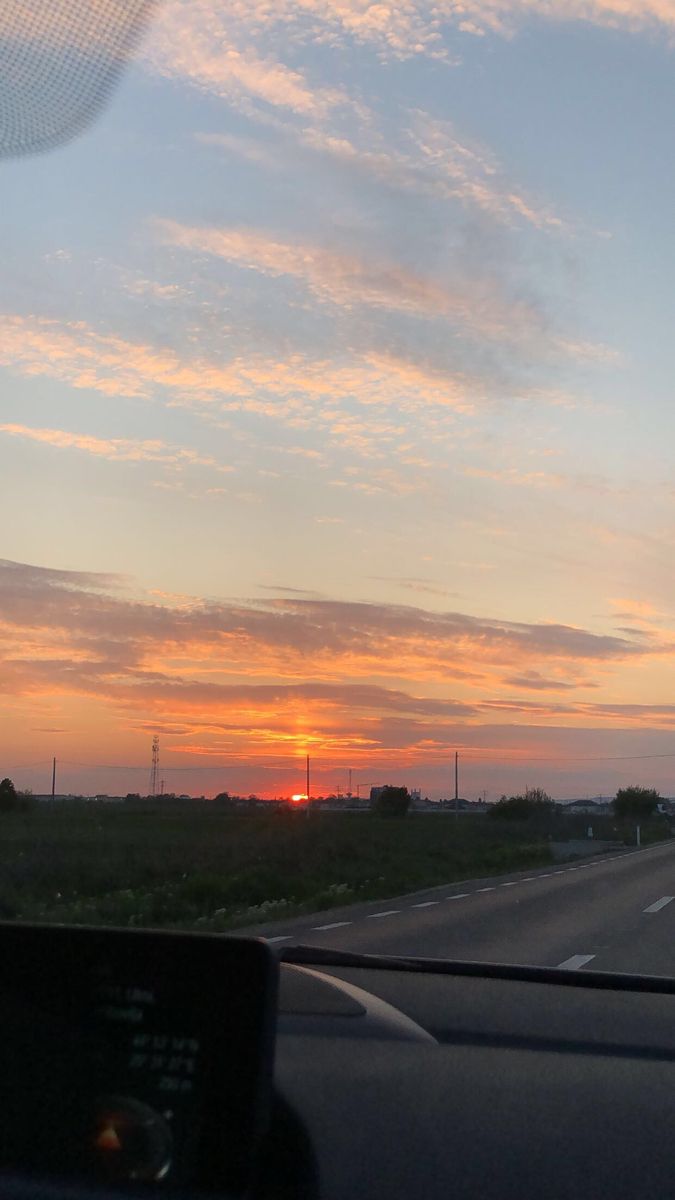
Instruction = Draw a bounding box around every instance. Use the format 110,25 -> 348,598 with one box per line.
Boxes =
373,786 -> 411,817
614,786 -> 661,820
488,787 -> 555,821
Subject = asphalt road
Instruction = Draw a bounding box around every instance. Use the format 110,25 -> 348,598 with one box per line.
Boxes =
240,839 -> 675,974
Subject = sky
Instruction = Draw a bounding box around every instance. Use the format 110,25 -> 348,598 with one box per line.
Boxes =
3,0 -> 675,800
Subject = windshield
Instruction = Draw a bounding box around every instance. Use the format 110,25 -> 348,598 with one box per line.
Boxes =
2,0 -> 674,960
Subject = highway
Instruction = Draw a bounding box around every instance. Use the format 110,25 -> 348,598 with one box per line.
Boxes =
241,839 -> 675,975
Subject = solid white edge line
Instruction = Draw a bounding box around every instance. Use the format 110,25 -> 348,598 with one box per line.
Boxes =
557,954 -> 596,970
312,921 -> 352,931
643,896 -> 675,913
366,910 -> 400,919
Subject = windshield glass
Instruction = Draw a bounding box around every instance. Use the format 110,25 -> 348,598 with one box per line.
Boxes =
2,0 -> 674,955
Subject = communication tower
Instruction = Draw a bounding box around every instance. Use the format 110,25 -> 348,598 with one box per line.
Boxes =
150,736 -> 160,797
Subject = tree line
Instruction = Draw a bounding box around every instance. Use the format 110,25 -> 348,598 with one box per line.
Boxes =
0,777 -> 667,820
488,785 -> 665,821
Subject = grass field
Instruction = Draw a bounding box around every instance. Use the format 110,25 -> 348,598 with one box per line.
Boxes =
0,804 -> 668,932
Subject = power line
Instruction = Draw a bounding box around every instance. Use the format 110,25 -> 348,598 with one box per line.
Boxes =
454,749 -> 675,764
58,760 -> 301,772
18,750 -> 675,778
0,762 -> 52,770
39,751 -> 675,770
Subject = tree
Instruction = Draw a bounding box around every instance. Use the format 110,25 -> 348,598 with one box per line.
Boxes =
0,778 -> 18,812
614,786 -> 661,820
373,786 -> 410,817
488,787 -> 555,821
213,791 -> 234,809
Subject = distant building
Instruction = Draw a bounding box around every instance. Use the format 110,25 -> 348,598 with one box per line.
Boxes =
438,797 -> 488,812
563,799 -> 612,815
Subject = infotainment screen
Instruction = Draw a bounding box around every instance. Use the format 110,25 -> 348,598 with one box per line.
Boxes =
0,924 -> 277,1194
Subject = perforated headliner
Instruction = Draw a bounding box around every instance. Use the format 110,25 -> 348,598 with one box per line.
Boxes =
0,0 -> 155,157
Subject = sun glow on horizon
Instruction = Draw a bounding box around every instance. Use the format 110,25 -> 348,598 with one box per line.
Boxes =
3,4 -> 675,799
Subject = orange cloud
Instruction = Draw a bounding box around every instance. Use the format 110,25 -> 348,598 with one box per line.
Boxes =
144,0 -> 347,116
157,219 -> 546,341
0,559 -> 661,709
0,423 -> 228,471
145,0 -> 675,90
4,559 -> 675,792
203,115 -> 565,233
0,315 -> 481,464
464,466 -> 566,489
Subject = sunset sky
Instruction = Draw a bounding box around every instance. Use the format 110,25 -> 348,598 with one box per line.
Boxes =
3,0 -> 675,800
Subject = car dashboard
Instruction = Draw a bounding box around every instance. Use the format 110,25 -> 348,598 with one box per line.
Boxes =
3,934 -> 675,1200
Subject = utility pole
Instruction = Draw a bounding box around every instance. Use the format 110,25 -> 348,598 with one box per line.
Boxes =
51,757 -> 56,801
454,751 -> 459,819
348,768 -> 352,797
306,754 -> 310,818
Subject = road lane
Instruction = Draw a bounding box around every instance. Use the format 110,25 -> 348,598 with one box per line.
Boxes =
239,840 -> 675,975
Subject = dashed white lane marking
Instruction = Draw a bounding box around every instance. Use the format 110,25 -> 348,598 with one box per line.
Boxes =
558,954 -> 596,970
262,851 -> 661,942
643,896 -> 675,913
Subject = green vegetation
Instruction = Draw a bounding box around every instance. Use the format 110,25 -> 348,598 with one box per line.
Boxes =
0,792 -> 668,934
613,786 -> 661,819
0,778 -> 33,813
0,803 -> 559,931
488,787 -> 555,821
372,785 -> 411,817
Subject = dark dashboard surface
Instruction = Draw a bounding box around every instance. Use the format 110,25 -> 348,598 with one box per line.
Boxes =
4,953 -> 675,1200
274,958 -> 675,1200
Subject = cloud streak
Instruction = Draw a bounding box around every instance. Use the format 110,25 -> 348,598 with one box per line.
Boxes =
202,115 -> 565,233
0,315 -> 484,466
145,0 -> 675,94
157,219 -> 546,342
0,559 -> 658,703
144,0 -> 348,116
0,423 -> 228,471
4,560 -> 675,789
